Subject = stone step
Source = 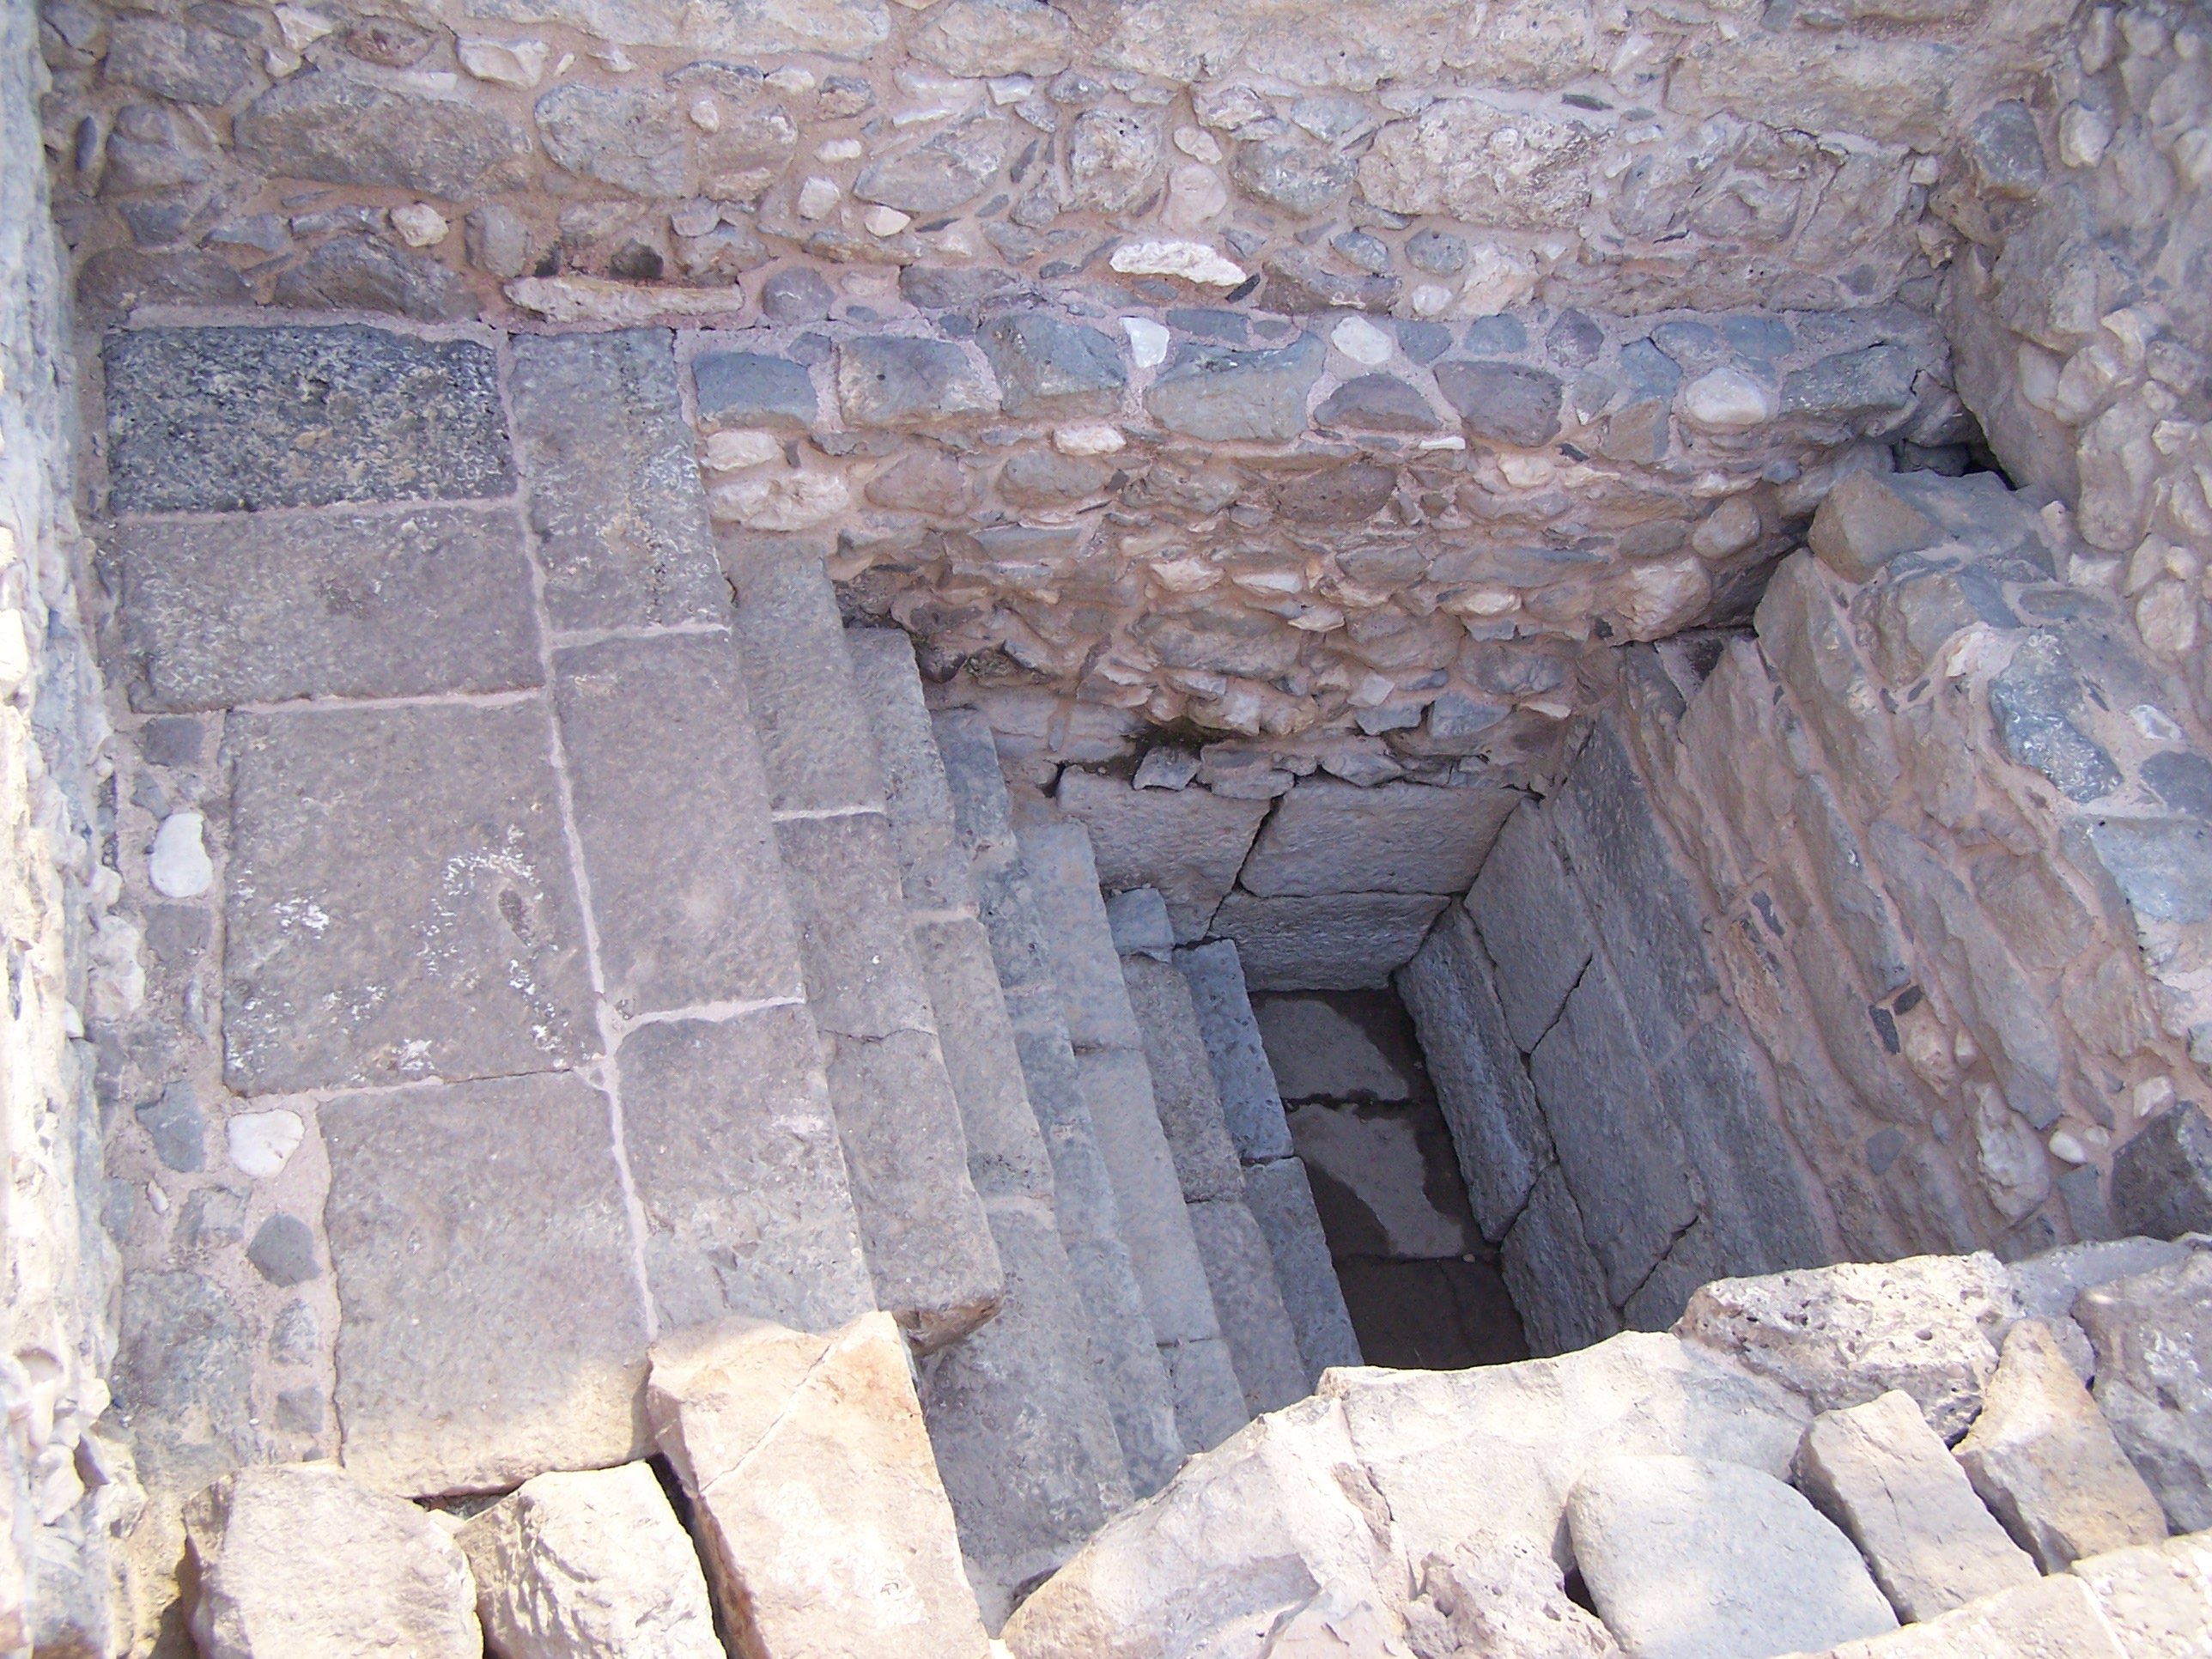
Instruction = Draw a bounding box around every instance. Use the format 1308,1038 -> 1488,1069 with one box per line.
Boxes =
1177,937 -> 1364,1384
1109,890 -> 1310,1417
1012,819 -> 1252,1455
720,536 -> 1002,1352
844,628 -> 1133,1622
932,708 -> 1188,1498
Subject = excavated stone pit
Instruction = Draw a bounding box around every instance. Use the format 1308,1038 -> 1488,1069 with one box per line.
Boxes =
6,0 -> 2212,1650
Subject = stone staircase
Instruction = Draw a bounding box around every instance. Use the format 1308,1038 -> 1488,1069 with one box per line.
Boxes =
94,316 -> 1350,1631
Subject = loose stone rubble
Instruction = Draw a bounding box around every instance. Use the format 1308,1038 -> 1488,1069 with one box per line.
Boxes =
7,0 -> 2212,1650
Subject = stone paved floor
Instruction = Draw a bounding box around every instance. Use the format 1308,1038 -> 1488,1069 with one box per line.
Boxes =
95,319 -> 874,1510
1255,989 -> 1528,1369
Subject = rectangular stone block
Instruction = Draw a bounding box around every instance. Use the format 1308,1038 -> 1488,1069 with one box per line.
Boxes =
1054,770 -> 1268,942
104,325 -> 510,514
1239,779 -> 1520,899
933,708 -> 1018,849
223,702 -> 597,1094
1501,1166 -> 1622,1359
1121,955 -> 1245,1204
1395,905 -> 1553,1241
1159,1334 -> 1251,1455
322,1073 -> 649,1494
1211,891 -> 1449,991
1547,716 -> 1719,1065
1176,939 -> 1297,1165
555,634 -> 805,1016
1074,1046 -> 1223,1349
848,629 -> 976,915
1466,799 -> 1596,1054
101,507 -> 540,712
1528,959 -> 1700,1304
821,1024 -> 1003,1352
1243,1157 -> 1364,1382
508,330 -> 726,630
728,540 -> 886,816
616,1008 -> 875,1337
1187,1197 -> 1310,1417
775,811 -> 939,1041
913,915 -> 1054,1201
1018,822 -> 1146,1052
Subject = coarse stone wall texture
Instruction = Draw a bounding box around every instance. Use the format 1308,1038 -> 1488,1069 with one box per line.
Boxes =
3,1 -> 139,1652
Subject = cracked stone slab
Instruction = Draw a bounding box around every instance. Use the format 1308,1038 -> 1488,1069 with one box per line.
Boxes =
1239,778 -> 1520,897
1211,891 -> 1449,991
322,1072 -> 650,1494
222,702 -> 597,1095
101,507 -> 541,713
104,325 -> 511,514
617,1008 -> 876,1338
508,330 -> 728,629
554,633 -> 804,1017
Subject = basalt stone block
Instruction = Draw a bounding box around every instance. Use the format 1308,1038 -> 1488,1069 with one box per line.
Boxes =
1242,779 -> 1518,898
2085,817 -> 2212,928
1177,939 -> 1294,1164
1990,632 -> 2122,804
104,325 -> 509,514
1316,374 -> 1442,432
978,313 -> 1127,416
322,1073 -> 651,1493
1211,891 -> 1449,991
2110,1102 -> 2212,1240
1260,250 -> 1399,313
1121,955 -> 1244,1205
222,702 -> 596,1094
76,247 -> 250,313
1146,334 -> 1324,442
112,1270 -> 259,1492
1273,462 -> 1399,523
535,84 -> 689,197
509,331 -> 729,630
1467,800 -> 1594,1054
102,507 -> 540,712
617,1009 -> 876,1337
270,234 -> 476,321
837,335 -> 998,425
106,15 -> 260,105
236,75 -> 532,197
1434,359 -> 1565,448
2075,1249 -> 2212,1532
693,350 -> 821,430
1781,344 -> 1920,425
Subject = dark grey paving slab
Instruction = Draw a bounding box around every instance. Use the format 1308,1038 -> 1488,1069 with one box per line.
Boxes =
914,915 -> 1054,1201
1187,1197 -> 1309,1416
104,325 -> 510,514
222,702 -> 597,1094
1176,940 -> 1297,1165
1121,954 -> 1244,1204
1210,891 -> 1449,991
848,628 -> 974,915
322,1072 -> 650,1494
773,811 -> 939,1042
617,1008 -> 876,1336
1017,822 -> 1144,1054
111,1269 -> 260,1493
507,330 -> 727,630
726,538 -> 886,816
1243,1158 -> 1364,1382
553,633 -> 804,1016
101,507 -> 540,712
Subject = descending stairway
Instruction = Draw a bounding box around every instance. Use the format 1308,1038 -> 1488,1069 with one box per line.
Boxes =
95,318 -> 1352,1632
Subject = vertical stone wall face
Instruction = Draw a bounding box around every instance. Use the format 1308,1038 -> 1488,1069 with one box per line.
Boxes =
3,0 -> 139,1650
1934,0 -> 2212,728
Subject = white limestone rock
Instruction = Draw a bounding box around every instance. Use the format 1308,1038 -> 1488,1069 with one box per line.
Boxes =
647,1312 -> 989,1659
1567,1454 -> 1897,1659
457,1462 -> 720,1659
185,1464 -> 480,1658
1401,1534 -> 1620,1658
149,810 -> 212,898
1109,240 -> 1247,286
224,1109 -> 303,1178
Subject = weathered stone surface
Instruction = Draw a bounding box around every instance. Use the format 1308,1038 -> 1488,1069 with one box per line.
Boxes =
1954,1320 -> 2168,1571
2110,1103 -> 2212,1240
76,246 -> 248,312
914,0 -> 1073,76
1002,1395 -> 1410,1659
1403,1534 -> 1620,1657
1177,939 -> 1295,1164
103,508 -> 540,712
271,233 -> 477,320
103,325 -> 509,514
1809,1571 -> 2126,1659
693,349 -> 821,429
915,915 -> 1055,1196
186,1465 -> 479,1658
1316,373 -> 1441,431
1146,334 -> 1324,442
471,0 -> 889,58
2075,1250 -> 2212,1534
1231,137 -> 1356,218
556,633 -> 803,1013
1396,906 -> 1553,1241
1213,891 -> 1449,991
1434,360 -> 1566,447
1467,799 -> 1595,1054
322,1073 -> 649,1493
854,115 -> 1012,214
1121,954 -> 1244,1204
106,14 -> 259,106
617,1009 -> 876,1337
1324,1331 -> 1808,1569
727,540 -> 885,815
1018,820 -> 1147,1051
1241,779 -> 1518,898
235,76 -> 532,196
536,85 -> 688,196
223,702 -> 596,1093
509,330 -> 729,629
112,1270 -> 258,1492
1243,1157 -> 1363,1383
1795,1389 -> 2039,1622
1056,769 -> 1269,942
1187,1198 -> 1310,1416
1782,345 -> 1921,427
2070,1530 -> 2212,1659
457,1462 -> 721,1659
1569,1453 -> 1896,1659
1164,1340 -> 1255,1458
1809,470 -> 1939,583
647,1313 -> 991,1659
839,335 -> 998,425
979,313 -> 1127,417
1675,1255 -> 2021,1443
1359,100 -> 1595,227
